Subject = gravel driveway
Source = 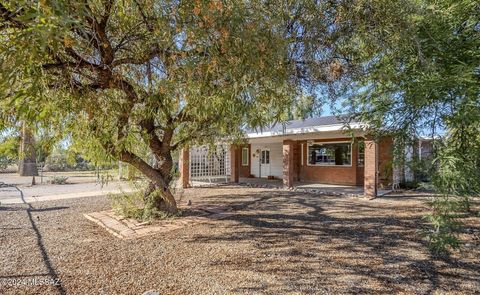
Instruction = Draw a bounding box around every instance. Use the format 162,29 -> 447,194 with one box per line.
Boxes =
1,187 -> 479,294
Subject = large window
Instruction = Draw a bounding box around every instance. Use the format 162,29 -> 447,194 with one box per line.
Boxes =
241,147 -> 249,166
308,142 -> 351,166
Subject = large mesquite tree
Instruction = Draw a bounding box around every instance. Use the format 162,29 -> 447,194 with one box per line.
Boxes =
0,1 -> 348,213
331,0 -> 480,251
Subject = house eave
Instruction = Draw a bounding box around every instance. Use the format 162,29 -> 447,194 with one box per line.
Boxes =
246,122 -> 366,139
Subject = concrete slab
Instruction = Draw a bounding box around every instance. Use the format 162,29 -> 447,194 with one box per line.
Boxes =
237,177 -> 391,197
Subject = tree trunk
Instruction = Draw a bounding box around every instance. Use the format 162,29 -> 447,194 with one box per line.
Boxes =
18,122 -> 38,176
143,179 -> 178,214
128,156 -> 177,214
117,142 -> 178,214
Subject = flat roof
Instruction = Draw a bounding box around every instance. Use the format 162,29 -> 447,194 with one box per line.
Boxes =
246,115 -> 362,138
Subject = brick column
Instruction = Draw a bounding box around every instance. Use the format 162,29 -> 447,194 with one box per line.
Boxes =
179,147 -> 190,188
283,140 -> 295,188
230,145 -> 239,183
292,142 -> 299,182
364,140 -> 378,198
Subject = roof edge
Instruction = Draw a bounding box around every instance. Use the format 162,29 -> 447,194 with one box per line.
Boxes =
246,122 -> 366,138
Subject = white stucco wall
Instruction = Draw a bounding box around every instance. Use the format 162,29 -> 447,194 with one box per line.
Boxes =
250,143 -> 283,178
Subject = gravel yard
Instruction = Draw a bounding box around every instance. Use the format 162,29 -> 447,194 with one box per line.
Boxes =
1,187 -> 479,295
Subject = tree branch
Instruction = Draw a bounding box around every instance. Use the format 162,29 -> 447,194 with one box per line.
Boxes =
118,149 -> 167,189
88,5 -> 115,65
112,46 -> 169,67
99,0 -> 115,29
132,0 -> 154,33
139,118 -> 164,153
0,4 -> 25,28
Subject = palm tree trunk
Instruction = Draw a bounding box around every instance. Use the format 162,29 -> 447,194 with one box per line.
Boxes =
18,122 -> 38,176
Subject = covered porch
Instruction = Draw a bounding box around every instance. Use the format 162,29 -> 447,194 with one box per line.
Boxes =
237,177 -> 391,197
233,133 -> 381,197
178,116 -> 392,198
179,138 -> 383,198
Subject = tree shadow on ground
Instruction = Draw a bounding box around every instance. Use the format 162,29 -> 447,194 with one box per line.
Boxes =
185,189 -> 480,294
0,184 -> 67,295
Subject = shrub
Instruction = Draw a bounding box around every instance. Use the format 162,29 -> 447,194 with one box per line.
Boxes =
110,191 -> 144,220
400,180 -> 419,189
50,176 -> 68,185
110,184 -> 179,222
423,196 -> 465,253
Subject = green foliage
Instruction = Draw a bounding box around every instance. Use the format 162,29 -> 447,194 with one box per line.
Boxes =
422,195 -> 471,253
332,0 -> 479,252
400,180 -> 419,190
42,144 -> 108,171
0,0 -> 350,149
1,1 -> 296,153
410,157 -> 435,183
0,134 -> 19,169
0,123 -> 60,169
110,191 -> 145,220
34,128 -> 59,164
337,0 -> 479,134
0,134 -> 18,158
433,130 -> 480,200
1,0 -> 350,212
49,175 -> 69,185
142,189 -> 180,219
45,152 -> 69,171
110,189 -> 179,222
289,94 -> 315,120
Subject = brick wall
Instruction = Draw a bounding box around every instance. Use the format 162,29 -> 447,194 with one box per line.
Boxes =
378,136 -> 394,188
230,145 -> 239,183
356,165 -> 365,186
292,141 -> 299,181
364,139 -> 377,197
179,148 -> 190,188
283,140 -> 295,187
297,138 -> 362,186
244,136 -> 393,191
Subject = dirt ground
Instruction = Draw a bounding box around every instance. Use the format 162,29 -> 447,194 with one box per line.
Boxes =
1,187 -> 479,295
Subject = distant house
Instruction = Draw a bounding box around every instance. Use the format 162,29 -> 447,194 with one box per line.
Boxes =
179,115 -> 398,197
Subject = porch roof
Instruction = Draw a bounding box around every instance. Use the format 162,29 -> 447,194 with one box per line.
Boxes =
245,115 -> 363,139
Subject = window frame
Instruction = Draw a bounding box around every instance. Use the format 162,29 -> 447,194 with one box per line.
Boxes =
241,147 -> 249,166
260,149 -> 270,164
306,141 -> 352,167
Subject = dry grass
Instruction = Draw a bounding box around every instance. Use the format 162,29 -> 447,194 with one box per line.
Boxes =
0,187 -> 478,294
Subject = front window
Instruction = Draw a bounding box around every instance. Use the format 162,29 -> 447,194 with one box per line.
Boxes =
261,150 -> 270,164
308,143 -> 351,166
241,147 -> 249,166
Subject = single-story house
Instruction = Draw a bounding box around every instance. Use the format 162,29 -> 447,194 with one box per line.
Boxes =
179,115 -> 396,197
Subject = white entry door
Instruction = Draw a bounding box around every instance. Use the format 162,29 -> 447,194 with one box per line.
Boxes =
260,149 -> 271,178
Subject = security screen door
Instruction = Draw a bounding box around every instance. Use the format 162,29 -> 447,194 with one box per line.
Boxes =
260,149 -> 270,177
